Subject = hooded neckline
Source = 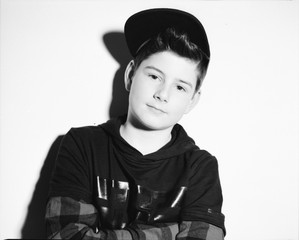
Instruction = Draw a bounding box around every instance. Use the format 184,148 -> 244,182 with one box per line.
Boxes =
99,116 -> 198,160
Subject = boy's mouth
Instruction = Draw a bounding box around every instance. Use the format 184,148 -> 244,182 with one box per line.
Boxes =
146,104 -> 167,114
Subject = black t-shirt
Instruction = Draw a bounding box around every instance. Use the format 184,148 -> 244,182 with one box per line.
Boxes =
49,116 -> 225,232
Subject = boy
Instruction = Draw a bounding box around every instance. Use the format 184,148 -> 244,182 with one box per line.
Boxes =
46,8 -> 225,239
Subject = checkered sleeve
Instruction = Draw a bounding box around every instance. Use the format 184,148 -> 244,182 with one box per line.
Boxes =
46,196 -> 223,239
177,221 -> 224,240
45,196 -> 179,239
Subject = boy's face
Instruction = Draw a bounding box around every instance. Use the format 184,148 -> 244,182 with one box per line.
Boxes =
125,51 -> 200,131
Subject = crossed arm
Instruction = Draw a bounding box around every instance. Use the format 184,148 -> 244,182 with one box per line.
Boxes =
45,196 -> 224,240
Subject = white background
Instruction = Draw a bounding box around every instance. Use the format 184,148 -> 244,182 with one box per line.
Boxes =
0,0 -> 298,239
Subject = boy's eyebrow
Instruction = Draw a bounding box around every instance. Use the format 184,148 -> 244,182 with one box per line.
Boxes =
145,66 -> 164,76
145,66 -> 194,88
178,79 -> 193,89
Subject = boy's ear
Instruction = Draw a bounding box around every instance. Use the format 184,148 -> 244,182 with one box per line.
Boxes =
184,90 -> 201,114
124,60 -> 135,91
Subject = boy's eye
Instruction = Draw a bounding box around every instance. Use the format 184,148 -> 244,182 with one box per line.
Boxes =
176,85 -> 186,92
148,74 -> 159,80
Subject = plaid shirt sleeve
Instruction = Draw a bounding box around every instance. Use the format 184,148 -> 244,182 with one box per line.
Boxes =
45,196 -> 224,240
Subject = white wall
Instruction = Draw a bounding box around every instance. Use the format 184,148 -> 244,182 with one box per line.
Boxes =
0,0 -> 298,239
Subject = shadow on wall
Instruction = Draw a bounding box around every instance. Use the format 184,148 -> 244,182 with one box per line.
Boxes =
104,31 -> 132,118
21,135 -> 64,239
21,31 -> 131,238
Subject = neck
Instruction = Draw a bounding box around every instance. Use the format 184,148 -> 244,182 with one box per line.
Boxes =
120,121 -> 172,155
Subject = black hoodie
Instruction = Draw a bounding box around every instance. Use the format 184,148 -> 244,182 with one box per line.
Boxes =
49,116 -> 225,232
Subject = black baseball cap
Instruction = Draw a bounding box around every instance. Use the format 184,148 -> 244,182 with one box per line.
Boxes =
124,8 -> 210,58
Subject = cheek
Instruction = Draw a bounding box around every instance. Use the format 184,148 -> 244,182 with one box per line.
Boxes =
170,97 -> 191,113
129,81 -> 150,102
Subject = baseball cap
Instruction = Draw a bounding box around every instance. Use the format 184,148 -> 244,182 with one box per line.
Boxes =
124,8 -> 210,58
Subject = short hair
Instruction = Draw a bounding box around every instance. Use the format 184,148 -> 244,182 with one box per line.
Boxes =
132,27 -> 210,92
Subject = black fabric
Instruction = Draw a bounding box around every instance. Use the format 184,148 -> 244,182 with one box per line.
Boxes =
49,116 -> 225,232
124,8 -> 210,58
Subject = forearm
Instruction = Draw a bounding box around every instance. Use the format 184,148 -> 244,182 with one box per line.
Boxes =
45,196 -> 179,240
47,223 -> 133,239
79,223 -> 178,240
83,222 -> 223,240
45,196 -> 98,239
46,197 -> 223,240
177,221 -> 224,240
48,223 -> 179,240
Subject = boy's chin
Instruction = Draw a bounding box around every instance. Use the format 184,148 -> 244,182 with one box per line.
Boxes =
137,118 -> 177,131
128,111 -> 181,131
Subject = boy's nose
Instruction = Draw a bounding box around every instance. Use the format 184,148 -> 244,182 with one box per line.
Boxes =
153,85 -> 169,103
